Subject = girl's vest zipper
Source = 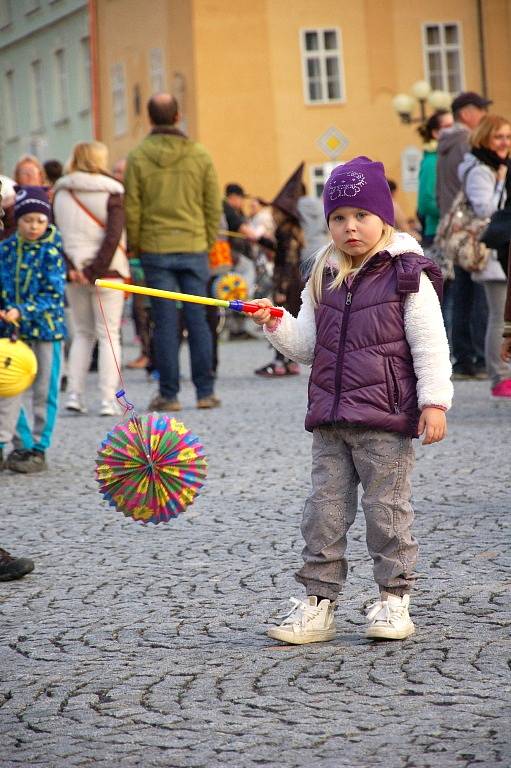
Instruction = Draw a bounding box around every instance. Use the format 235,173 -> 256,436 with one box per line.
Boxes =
329,277 -> 361,422
328,259 -> 387,423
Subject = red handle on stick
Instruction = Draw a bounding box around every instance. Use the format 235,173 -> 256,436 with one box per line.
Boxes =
239,302 -> 284,318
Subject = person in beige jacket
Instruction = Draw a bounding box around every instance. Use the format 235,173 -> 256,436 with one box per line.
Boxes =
53,141 -> 129,417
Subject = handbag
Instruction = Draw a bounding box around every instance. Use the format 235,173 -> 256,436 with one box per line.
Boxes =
434,169 -> 491,274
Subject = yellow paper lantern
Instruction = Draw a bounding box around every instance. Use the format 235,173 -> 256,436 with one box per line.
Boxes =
0,338 -> 38,397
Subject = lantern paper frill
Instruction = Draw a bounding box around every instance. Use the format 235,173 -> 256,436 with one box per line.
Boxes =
96,413 -> 207,524
0,337 -> 38,397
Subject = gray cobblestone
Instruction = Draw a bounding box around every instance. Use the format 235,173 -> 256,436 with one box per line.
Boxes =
1,331 -> 510,767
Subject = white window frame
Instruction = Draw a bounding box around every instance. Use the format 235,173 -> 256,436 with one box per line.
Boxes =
79,36 -> 91,112
111,62 -> 127,137
53,48 -> 69,122
309,162 -> 338,199
422,21 -> 465,94
149,48 -> 166,94
4,68 -> 18,139
30,58 -> 45,132
300,27 -> 345,106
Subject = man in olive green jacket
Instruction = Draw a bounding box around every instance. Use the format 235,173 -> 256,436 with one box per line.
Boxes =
125,94 -> 222,411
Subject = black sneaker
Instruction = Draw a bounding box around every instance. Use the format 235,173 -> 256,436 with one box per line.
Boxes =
6,448 -> 32,470
452,360 -> 476,380
0,548 -> 35,581
7,449 -> 47,474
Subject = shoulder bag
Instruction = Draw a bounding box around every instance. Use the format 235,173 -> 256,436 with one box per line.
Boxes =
433,171 -> 490,274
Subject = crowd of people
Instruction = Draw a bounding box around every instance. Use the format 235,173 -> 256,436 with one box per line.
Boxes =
1,89 -> 510,584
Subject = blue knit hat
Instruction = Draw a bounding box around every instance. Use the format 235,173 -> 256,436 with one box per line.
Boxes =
323,156 -> 394,226
14,185 -> 52,221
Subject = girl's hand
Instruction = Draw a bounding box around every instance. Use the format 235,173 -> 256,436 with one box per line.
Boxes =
501,338 -> 511,362
249,298 -> 279,331
0,307 -> 21,324
69,269 -> 89,286
418,407 -> 447,445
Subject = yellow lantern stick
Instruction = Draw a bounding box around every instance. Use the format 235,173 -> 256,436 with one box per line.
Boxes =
95,279 -> 284,318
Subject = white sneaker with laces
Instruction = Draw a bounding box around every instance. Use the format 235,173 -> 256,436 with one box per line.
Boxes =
65,393 -> 87,414
99,401 -> 116,417
365,593 -> 415,640
267,596 -> 336,645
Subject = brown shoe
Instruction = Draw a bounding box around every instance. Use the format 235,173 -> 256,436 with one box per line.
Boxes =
197,395 -> 221,409
148,395 -> 182,412
126,355 -> 150,369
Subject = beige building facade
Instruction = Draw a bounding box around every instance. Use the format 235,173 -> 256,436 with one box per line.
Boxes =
93,0 -> 511,214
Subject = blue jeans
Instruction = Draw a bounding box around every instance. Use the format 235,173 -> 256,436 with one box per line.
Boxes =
140,252 -> 214,400
452,265 -> 488,367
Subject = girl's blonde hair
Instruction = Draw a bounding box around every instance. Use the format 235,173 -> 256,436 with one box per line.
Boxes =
309,222 -> 395,305
13,154 -> 46,184
470,114 -> 511,150
67,141 -> 109,174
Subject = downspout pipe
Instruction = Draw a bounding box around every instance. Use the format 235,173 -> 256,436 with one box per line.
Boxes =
88,0 -> 100,139
476,0 -> 488,97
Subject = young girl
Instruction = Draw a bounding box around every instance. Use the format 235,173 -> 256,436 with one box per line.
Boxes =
252,157 -> 453,643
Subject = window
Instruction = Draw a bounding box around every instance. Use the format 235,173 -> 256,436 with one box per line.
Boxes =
423,22 -> 464,93
4,69 -> 18,138
309,162 -> 338,198
301,28 -> 344,104
0,0 -> 12,29
149,48 -> 165,94
80,37 -> 91,110
111,63 -> 127,136
30,59 -> 44,131
53,49 -> 69,121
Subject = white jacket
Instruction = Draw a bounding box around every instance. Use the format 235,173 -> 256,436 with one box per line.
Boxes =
265,232 -> 453,412
53,171 -> 129,277
458,153 -> 505,218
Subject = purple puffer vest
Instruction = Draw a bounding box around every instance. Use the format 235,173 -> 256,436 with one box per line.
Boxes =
305,251 -> 443,437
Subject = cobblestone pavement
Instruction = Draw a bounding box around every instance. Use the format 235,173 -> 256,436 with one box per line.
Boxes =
1,330 -> 510,768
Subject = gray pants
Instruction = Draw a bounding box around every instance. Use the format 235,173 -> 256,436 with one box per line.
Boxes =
483,280 -> 511,386
0,340 -> 62,452
295,424 -> 417,601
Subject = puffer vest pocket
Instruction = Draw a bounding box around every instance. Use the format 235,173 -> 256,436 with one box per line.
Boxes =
384,356 -> 401,415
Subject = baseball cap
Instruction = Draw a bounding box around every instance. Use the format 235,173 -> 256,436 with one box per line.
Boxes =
225,183 -> 246,197
451,91 -> 492,113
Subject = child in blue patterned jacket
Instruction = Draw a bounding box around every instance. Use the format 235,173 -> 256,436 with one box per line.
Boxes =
0,186 -> 66,473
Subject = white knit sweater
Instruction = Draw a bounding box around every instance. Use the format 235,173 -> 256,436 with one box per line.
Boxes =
265,232 -> 453,411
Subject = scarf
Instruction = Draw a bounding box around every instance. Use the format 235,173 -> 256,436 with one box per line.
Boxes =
471,146 -> 511,203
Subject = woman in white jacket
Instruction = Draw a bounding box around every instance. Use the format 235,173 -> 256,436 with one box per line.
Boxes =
53,142 -> 130,416
458,115 -> 511,399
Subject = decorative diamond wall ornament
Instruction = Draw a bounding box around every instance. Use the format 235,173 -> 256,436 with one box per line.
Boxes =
317,126 -> 349,160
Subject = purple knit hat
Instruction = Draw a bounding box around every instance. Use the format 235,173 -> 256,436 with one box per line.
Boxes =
323,156 -> 394,226
14,185 -> 52,221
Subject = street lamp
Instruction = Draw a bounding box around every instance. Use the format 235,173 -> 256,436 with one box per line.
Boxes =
392,80 -> 451,124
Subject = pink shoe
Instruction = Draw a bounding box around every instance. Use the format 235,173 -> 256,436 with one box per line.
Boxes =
491,379 -> 511,398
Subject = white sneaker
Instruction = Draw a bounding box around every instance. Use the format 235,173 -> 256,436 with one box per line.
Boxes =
65,393 -> 87,414
99,401 -> 116,417
267,596 -> 336,645
365,594 -> 415,640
